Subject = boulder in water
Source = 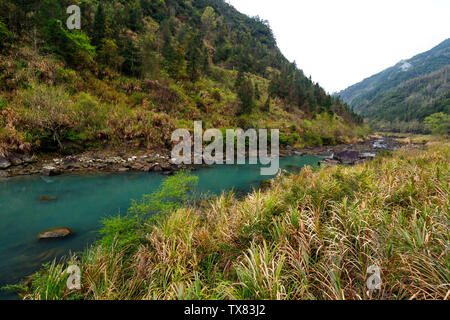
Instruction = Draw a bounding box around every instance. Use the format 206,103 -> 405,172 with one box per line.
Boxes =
40,196 -> 57,202
39,227 -> 73,239
41,166 -> 60,176
335,151 -> 360,164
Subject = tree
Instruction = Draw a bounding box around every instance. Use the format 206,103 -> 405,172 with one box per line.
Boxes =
97,39 -> 124,71
186,33 -> 203,81
424,112 -> 450,135
201,6 -> 216,40
93,4 -> 106,46
18,84 -> 75,151
44,19 -> 95,67
254,82 -> 260,100
237,76 -> 254,114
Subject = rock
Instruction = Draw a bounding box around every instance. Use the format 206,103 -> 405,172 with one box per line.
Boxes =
320,159 -> 340,166
335,151 -> 360,164
9,155 -> 23,166
0,157 -> 11,169
40,196 -> 57,202
39,227 -> 73,239
118,167 -> 129,172
21,155 -> 35,163
360,153 -> 376,159
153,165 -> 163,172
0,171 -> 9,178
41,166 -> 60,176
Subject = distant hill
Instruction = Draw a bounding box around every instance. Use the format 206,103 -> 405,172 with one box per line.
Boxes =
337,39 -> 450,132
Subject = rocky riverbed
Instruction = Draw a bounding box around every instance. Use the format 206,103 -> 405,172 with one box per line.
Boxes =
0,136 -> 425,178
0,151 -> 184,178
281,135 -> 426,166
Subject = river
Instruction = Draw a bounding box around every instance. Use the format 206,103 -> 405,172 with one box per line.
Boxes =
0,155 -> 321,299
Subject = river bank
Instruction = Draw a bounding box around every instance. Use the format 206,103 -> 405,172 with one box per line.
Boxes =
0,135 -> 424,178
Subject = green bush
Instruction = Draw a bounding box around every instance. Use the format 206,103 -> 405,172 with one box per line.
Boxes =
424,112 -> 450,136
128,170 -> 199,217
301,131 -> 323,147
98,215 -> 141,249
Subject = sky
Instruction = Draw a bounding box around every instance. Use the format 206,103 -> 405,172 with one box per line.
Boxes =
227,0 -> 450,93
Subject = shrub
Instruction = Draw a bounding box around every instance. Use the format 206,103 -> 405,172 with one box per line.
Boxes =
16,83 -> 75,150
301,131 -> 323,147
128,170 -> 199,217
424,112 -> 450,136
98,215 -> 142,249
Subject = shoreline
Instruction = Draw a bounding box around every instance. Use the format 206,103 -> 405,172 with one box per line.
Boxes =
0,135 -> 424,178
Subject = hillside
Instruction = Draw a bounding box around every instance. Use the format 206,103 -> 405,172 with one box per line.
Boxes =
337,39 -> 450,132
0,0 -> 367,159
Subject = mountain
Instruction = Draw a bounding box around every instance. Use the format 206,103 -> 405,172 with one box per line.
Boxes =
0,0 -> 366,157
337,39 -> 450,132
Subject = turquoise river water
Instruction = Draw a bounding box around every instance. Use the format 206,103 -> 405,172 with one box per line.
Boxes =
0,155 -> 321,299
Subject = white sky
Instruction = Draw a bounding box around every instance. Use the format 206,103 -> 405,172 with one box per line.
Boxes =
227,0 -> 450,93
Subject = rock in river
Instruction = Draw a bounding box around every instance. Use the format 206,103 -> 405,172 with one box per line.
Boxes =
39,227 -> 73,239
41,166 -> 61,176
40,195 -> 57,202
335,150 -> 360,164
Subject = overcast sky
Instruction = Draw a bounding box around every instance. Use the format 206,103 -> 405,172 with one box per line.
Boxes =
227,0 -> 450,93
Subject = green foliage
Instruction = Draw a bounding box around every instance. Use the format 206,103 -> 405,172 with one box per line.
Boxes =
129,170 -> 199,217
44,19 -> 95,67
17,83 -> 74,150
25,261 -> 69,300
0,19 -> 12,50
279,133 -> 300,146
424,112 -> 450,136
98,215 -> 141,249
301,131 -> 323,147
0,97 -> 8,111
236,74 -> 254,114
93,4 -> 106,46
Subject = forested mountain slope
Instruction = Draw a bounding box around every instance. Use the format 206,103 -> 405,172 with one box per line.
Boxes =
337,39 -> 450,132
0,0 -> 365,157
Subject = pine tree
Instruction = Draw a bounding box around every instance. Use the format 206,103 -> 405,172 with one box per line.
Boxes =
237,77 -> 254,114
186,33 -> 203,81
93,4 -> 106,46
